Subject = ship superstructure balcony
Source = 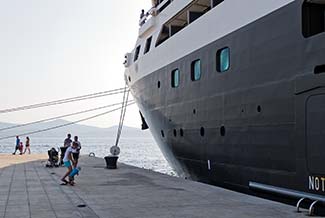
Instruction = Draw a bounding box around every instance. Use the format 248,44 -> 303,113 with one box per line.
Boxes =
139,0 -> 224,46
155,0 -> 224,46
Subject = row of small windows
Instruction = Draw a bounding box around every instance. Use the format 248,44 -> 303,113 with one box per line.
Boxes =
161,126 -> 226,138
171,47 -> 230,88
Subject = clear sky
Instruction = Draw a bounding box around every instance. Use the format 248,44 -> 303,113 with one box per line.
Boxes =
0,0 -> 152,129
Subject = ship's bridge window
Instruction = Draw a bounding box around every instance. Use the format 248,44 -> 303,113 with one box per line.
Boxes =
171,69 -> 180,88
134,45 -> 141,62
191,59 -> 201,81
302,1 -> 325,38
216,47 -> 230,72
144,36 -> 152,54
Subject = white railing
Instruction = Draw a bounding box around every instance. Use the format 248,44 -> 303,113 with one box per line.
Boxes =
139,7 -> 157,27
139,0 -> 174,26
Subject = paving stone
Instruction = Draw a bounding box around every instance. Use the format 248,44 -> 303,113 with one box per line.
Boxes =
0,154 -> 311,218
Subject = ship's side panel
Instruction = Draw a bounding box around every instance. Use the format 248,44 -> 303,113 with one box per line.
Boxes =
130,0 -> 325,196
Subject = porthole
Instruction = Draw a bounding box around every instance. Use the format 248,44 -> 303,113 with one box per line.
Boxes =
193,109 -> 196,114
161,130 -> 165,138
173,129 -> 177,137
171,69 -> 180,88
191,59 -> 201,81
257,105 -> 261,113
216,47 -> 230,72
200,127 -> 205,137
158,81 -> 161,88
220,126 -> 226,136
128,76 -> 131,82
180,128 -> 184,137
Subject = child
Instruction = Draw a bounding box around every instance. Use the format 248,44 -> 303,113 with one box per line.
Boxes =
68,166 -> 81,185
60,142 -> 77,185
19,142 -> 23,155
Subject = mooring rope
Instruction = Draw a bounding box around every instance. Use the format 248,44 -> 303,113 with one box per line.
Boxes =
0,102 -> 135,141
0,101 -> 134,132
0,87 -> 125,114
114,84 -> 130,147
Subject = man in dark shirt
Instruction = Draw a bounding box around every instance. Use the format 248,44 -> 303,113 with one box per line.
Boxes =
140,9 -> 146,26
12,136 -> 20,155
64,134 -> 72,147
72,136 -> 81,168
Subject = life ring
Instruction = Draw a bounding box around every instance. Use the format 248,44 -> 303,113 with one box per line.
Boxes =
89,152 -> 96,157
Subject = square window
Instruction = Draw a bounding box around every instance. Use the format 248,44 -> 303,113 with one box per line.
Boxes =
144,36 -> 152,54
217,47 -> 230,72
191,59 -> 201,81
134,45 -> 141,62
171,69 -> 180,88
302,1 -> 325,38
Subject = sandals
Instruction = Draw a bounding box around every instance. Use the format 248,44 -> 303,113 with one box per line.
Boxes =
60,179 -> 69,185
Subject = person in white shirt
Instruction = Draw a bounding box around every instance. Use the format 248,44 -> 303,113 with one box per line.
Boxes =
61,142 -> 77,185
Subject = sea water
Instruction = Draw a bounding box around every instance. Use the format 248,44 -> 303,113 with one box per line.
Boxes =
0,136 -> 176,176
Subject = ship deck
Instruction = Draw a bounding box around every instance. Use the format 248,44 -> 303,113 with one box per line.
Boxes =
0,154 -> 309,218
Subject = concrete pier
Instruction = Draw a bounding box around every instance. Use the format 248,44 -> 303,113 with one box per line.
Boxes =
0,154 -> 308,218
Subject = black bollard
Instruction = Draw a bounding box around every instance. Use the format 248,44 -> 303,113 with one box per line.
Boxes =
104,155 -> 119,169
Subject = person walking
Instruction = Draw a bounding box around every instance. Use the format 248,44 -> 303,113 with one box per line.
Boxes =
72,136 -> 81,168
23,136 -> 31,154
61,142 -> 77,185
12,136 -> 20,155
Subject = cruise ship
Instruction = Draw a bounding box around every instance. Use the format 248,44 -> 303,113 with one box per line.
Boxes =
124,0 -> 325,205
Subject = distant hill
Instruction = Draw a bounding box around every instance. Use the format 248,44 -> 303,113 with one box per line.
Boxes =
0,119 -> 152,138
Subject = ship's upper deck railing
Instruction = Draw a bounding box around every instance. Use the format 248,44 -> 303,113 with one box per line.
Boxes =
139,7 -> 156,26
139,0 -> 173,26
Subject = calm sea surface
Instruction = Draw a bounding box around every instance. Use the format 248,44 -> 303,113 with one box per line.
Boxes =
0,136 -> 176,176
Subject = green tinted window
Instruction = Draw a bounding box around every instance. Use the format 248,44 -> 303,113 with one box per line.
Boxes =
191,59 -> 201,81
171,69 -> 180,88
217,47 -> 230,72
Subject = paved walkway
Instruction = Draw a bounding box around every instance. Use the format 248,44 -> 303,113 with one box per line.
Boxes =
0,154 -> 309,218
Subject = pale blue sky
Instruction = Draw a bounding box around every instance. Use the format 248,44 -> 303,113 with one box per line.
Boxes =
0,0 -> 152,128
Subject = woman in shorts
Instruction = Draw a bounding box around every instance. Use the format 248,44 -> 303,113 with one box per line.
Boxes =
61,142 -> 77,185
23,136 -> 31,154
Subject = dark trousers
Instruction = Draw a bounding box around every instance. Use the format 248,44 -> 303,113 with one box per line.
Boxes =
13,146 -> 19,154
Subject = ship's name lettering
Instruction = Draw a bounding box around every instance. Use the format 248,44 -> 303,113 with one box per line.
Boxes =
309,176 -> 325,191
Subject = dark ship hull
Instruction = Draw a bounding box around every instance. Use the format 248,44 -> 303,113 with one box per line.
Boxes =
129,0 -> 325,199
